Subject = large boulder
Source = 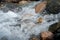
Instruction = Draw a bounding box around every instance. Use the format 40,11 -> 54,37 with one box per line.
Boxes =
40,31 -> 54,40
48,22 -> 60,40
45,0 -> 60,14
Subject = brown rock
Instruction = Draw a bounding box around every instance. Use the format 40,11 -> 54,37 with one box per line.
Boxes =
0,0 -> 20,3
19,1 -> 28,5
29,34 -> 40,40
31,37 -> 39,40
35,1 -> 47,13
40,31 -> 54,40
37,17 -> 43,23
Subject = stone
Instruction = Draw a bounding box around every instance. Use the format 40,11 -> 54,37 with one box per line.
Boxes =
49,22 -> 60,40
40,31 -> 54,40
29,34 -> 40,40
19,1 -> 29,5
3,0 -> 20,3
35,1 -> 47,13
48,22 -> 60,32
0,36 -> 8,40
46,0 -> 60,14
37,17 -> 43,23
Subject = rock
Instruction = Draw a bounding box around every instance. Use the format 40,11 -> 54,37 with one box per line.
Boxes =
54,27 -> 60,40
0,36 -> 8,40
46,0 -> 60,14
37,17 -> 43,23
40,31 -> 54,40
0,0 -> 40,4
48,22 -> 60,40
29,34 -> 40,40
19,1 -> 29,5
35,1 -> 47,13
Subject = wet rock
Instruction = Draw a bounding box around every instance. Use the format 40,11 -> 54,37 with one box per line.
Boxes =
0,7 -> 9,13
35,1 -> 47,13
49,22 -> 60,40
37,17 -> 43,23
54,27 -> 60,40
0,0 -> 40,3
29,34 -> 40,40
46,0 -> 60,14
0,3 -> 22,12
0,36 -> 8,40
48,22 -> 60,33
40,31 -> 54,40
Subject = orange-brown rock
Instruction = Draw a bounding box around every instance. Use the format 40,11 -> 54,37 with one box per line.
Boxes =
35,1 -> 47,13
31,37 -> 39,40
29,34 -> 40,40
41,31 -> 54,40
19,1 -> 29,5
37,17 -> 43,23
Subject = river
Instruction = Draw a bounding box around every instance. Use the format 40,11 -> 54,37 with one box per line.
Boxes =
0,2 -> 59,40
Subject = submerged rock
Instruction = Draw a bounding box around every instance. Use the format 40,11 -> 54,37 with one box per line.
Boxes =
0,3 -> 22,13
37,17 -> 43,23
0,0 -> 20,3
40,31 -> 54,40
0,36 -> 8,40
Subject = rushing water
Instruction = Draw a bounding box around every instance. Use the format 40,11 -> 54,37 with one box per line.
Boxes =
0,2 -> 59,40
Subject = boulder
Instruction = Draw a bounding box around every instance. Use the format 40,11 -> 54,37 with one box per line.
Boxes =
35,1 -> 47,13
49,22 -> 60,40
19,1 -> 29,5
0,36 -> 8,40
45,0 -> 60,14
40,31 -> 54,40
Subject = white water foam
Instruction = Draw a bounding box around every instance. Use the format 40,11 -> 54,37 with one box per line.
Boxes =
0,2 -> 59,40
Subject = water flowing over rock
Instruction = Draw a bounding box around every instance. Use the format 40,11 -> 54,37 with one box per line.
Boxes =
0,2 -> 59,40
